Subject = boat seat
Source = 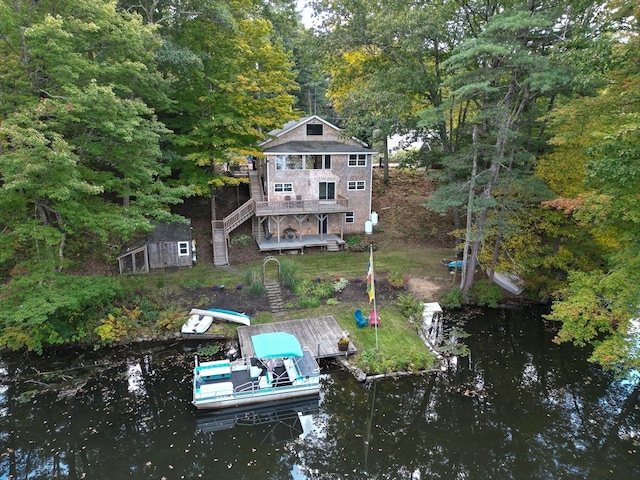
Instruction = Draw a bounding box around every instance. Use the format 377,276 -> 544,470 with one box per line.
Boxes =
195,382 -> 233,399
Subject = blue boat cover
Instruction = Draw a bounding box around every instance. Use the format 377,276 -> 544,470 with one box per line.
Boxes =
251,332 -> 303,358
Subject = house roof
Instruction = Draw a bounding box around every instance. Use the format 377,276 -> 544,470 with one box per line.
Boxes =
262,140 -> 375,155
260,115 -> 372,150
262,115 -> 340,142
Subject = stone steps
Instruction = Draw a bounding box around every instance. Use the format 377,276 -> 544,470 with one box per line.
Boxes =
264,280 -> 286,316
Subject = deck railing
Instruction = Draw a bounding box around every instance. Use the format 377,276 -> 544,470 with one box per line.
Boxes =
254,196 -> 350,215
223,199 -> 256,233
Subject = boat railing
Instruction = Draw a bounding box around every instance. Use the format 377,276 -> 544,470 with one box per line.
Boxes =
234,380 -> 261,393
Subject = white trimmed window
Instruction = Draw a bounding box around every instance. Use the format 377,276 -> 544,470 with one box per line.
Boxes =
178,241 -> 190,256
348,181 -> 366,191
345,212 -> 355,223
274,183 -> 293,193
348,154 -> 367,166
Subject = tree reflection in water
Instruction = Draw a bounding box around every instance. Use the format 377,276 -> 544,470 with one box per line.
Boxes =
1,308 -> 638,479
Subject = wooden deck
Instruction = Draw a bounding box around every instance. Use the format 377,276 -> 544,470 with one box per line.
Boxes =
257,234 -> 345,253
237,316 -> 356,359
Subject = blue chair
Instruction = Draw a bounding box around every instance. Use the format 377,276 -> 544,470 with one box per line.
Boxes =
354,309 -> 368,328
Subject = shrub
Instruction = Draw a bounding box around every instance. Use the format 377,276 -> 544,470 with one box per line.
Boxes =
345,235 -> 361,249
396,292 -> 423,320
230,233 -> 254,247
295,279 -> 334,300
298,296 -> 321,308
280,260 -> 298,290
333,277 -> 348,292
440,286 -> 462,309
243,267 -> 265,296
388,271 -> 406,289
155,307 -> 186,331
469,279 -> 503,307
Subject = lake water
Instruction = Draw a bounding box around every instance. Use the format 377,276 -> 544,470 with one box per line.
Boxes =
1,307 -> 638,479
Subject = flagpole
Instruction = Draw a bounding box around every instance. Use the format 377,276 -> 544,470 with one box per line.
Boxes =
370,244 -> 379,350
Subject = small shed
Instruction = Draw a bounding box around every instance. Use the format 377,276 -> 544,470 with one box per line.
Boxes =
117,221 -> 195,274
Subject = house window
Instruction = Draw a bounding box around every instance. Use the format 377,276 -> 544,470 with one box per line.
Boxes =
309,155 -> 323,169
306,123 -> 323,136
319,182 -> 335,200
178,241 -> 190,256
274,183 -> 293,193
348,154 -> 367,166
324,155 -> 332,169
348,181 -> 366,191
345,212 -> 355,223
275,155 -> 303,170
287,155 -> 303,170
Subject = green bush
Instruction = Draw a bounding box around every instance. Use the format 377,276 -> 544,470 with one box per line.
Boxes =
298,296 -> 321,308
345,235 -> 361,249
469,279 -> 503,307
295,279 -> 334,300
440,286 -> 462,309
333,277 -> 348,292
388,271 -> 406,288
230,233 -> 254,247
243,267 -> 265,296
280,260 -> 298,290
396,292 -> 423,319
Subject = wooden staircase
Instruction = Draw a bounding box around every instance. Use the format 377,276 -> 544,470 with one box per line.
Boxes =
326,241 -> 340,252
212,172 -> 262,266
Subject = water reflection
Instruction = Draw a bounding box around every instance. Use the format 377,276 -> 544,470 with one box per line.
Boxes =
0,308 -> 638,479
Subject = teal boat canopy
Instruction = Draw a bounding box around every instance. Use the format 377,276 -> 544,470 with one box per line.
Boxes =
251,332 -> 303,358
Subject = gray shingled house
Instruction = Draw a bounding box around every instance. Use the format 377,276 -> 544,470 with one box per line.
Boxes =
211,116 -> 377,265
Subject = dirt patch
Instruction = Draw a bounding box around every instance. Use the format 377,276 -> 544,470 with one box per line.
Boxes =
406,277 -> 448,302
371,168 -> 453,247
183,285 -> 272,317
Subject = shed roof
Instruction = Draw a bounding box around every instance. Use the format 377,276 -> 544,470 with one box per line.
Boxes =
147,221 -> 192,243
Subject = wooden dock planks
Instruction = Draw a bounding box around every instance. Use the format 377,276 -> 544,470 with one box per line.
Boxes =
237,316 -> 356,359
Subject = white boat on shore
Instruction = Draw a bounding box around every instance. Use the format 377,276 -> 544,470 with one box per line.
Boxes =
488,270 -> 524,295
192,332 -> 321,410
190,308 -> 251,326
181,314 -> 214,334
181,308 -> 251,334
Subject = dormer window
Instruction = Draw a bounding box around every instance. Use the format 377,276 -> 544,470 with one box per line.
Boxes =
306,123 -> 323,136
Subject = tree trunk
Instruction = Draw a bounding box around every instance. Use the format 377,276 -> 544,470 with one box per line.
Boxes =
383,136 -> 389,183
460,126 -> 479,299
210,189 -> 217,222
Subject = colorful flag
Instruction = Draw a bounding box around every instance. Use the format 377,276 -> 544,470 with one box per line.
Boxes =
366,250 -> 375,303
